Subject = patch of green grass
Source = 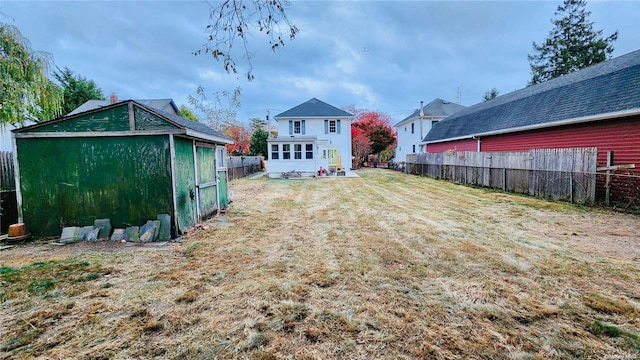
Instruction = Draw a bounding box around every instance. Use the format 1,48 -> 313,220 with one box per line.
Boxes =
0,258 -> 105,299
28,279 -> 55,294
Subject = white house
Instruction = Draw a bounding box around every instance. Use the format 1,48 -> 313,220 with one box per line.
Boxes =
394,98 -> 466,163
268,98 -> 354,178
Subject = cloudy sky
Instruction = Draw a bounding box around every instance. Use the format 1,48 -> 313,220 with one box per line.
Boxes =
2,0 -> 638,125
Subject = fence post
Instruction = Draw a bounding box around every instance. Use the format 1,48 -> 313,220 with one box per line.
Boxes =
502,167 -> 506,191
605,151 -> 613,206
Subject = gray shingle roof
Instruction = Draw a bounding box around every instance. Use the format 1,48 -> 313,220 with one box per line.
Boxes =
275,98 -> 353,118
145,104 -> 231,141
395,98 -> 467,127
424,49 -> 640,143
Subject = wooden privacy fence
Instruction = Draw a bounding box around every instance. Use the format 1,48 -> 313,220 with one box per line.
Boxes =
1,151 -> 18,234
406,148 -> 597,204
227,156 -> 264,180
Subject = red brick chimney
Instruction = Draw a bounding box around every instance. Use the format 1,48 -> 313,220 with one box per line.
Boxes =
109,93 -> 118,104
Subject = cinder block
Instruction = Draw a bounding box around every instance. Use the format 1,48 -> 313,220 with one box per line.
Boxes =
111,229 -> 125,241
77,226 -> 95,241
157,214 -> 171,241
60,227 -> 79,244
139,223 -> 156,243
86,228 -> 100,241
94,219 -> 112,239
125,226 -> 140,242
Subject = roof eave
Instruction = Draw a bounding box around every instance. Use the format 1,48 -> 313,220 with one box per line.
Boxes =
185,129 -> 234,144
421,134 -> 474,145
274,115 -> 353,120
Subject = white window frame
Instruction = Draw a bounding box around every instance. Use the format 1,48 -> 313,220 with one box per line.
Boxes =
329,120 -> 337,133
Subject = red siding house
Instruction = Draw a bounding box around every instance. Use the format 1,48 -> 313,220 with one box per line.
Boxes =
422,49 -> 640,204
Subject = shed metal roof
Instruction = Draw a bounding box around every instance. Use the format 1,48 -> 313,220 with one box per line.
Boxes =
274,98 -> 353,118
424,49 -> 640,143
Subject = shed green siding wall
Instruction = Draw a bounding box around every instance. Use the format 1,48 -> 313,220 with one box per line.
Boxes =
134,107 -> 178,131
29,105 -> 131,132
16,136 -> 172,236
173,137 -> 197,233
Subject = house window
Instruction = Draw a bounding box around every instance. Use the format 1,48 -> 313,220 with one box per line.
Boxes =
283,144 -> 291,159
294,144 -> 302,159
271,144 -> 279,160
411,123 -> 414,134
305,144 -> 313,159
289,120 -> 305,134
324,119 -> 340,134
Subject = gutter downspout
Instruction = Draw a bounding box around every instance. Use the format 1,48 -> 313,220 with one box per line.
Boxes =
474,136 -> 481,152
419,101 -> 424,153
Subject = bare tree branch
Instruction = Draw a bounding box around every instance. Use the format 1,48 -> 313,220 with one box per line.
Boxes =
194,0 -> 298,81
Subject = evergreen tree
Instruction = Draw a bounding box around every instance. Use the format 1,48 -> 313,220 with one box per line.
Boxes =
483,88 -> 500,101
249,128 -> 269,157
528,0 -> 617,85
53,66 -> 105,115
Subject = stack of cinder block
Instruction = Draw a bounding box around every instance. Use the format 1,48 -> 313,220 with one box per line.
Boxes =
59,214 -> 172,244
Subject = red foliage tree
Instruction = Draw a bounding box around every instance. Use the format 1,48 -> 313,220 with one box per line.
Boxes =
351,110 -> 397,156
351,126 -> 371,169
223,124 -> 251,155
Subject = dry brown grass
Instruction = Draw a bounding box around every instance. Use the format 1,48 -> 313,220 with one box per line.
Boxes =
2,168 -> 640,359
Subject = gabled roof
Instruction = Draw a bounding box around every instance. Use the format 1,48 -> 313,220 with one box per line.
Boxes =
15,100 -> 232,144
274,98 -> 353,118
395,98 -> 466,127
68,98 -> 178,116
424,49 -> 640,143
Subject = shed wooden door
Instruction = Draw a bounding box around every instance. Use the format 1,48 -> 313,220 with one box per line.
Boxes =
174,137 -> 197,233
195,144 -> 218,220
216,146 -> 229,209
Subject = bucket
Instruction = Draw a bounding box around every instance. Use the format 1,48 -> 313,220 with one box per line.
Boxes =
8,223 -> 26,238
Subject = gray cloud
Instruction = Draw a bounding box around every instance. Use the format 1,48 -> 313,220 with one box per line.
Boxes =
3,0 -> 638,123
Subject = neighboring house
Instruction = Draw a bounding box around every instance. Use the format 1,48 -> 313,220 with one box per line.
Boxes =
268,98 -> 354,177
1,121 -> 36,152
12,99 -> 233,237
394,98 -> 466,163
422,48 -> 640,202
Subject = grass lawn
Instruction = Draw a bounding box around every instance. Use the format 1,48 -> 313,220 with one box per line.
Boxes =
1,168 -> 639,359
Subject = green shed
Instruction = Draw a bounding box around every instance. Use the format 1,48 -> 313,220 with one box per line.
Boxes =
12,100 -> 233,238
